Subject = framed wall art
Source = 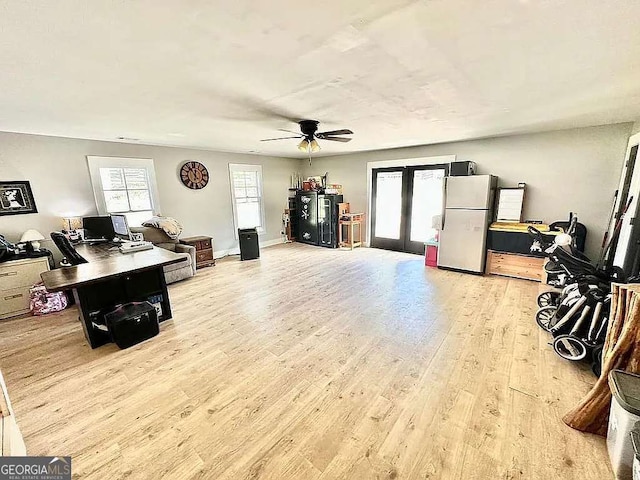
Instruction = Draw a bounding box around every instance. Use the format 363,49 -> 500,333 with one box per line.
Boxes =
0,181 -> 38,216
495,187 -> 525,223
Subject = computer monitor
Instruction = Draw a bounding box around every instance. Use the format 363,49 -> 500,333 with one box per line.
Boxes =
110,214 -> 131,241
82,216 -> 115,241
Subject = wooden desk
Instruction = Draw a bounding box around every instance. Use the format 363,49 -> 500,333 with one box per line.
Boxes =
41,244 -> 184,349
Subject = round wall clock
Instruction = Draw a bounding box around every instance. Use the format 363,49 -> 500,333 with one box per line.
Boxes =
180,161 -> 209,189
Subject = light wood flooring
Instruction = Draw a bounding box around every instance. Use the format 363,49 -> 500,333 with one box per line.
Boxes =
0,244 -> 612,479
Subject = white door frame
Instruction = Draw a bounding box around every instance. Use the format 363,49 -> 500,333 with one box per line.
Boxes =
612,132 -> 640,268
366,155 -> 456,246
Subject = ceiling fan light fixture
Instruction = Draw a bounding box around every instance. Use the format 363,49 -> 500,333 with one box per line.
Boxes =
298,139 -> 310,151
260,120 -> 352,153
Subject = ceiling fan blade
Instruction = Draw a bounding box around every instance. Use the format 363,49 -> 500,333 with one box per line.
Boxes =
320,136 -> 352,143
278,129 -> 303,136
317,129 -> 353,137
260,136 -> 303,142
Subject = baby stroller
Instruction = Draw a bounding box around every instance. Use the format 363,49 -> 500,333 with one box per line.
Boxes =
536,277 -> 611,362
528,221 -> 624,371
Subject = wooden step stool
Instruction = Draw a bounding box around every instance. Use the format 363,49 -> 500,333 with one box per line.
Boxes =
338,203 -> 364,250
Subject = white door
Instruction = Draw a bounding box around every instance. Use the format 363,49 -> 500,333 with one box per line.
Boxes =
438,209 -> 489,272
445,175 -> 493,209
613,135 -> 640,269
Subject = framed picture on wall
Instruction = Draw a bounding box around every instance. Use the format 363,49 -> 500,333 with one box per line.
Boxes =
0,181 -> 38,216
495,187 -> 525,223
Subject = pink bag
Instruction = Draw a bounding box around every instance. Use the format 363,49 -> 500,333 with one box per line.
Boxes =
29,282 -> 68,315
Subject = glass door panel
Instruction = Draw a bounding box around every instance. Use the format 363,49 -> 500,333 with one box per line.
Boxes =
374,171 -> 403,239
371,168 -> 406,250
371,164 -> 448,254
405,167 -> 446,254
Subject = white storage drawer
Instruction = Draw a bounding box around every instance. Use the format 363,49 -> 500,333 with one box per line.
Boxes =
0,257 -> 50,319
0,257 -> 49,290
0,287 -> 31,317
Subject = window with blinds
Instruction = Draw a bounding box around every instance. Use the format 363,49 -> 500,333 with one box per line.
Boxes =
229,164 -> 265,235
87,156 -> 160,227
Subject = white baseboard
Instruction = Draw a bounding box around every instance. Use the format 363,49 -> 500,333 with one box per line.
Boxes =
214,238 -> 287,259
261,238 -> 285,248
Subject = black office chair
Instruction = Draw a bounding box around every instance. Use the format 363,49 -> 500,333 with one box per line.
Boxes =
50,232 -> 88,266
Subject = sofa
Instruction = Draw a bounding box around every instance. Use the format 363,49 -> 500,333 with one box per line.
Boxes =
130,226 -> 196,284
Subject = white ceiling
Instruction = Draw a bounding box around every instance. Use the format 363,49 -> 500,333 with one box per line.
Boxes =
1,0 -> 640,158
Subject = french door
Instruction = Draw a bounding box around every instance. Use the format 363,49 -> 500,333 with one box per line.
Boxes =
371,164 -> 448,254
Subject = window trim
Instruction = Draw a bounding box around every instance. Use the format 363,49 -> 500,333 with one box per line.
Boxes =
87,156 -> 161,220
228,163 -> 266,238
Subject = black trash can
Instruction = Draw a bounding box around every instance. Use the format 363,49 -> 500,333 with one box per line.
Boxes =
238,228 -> 260,261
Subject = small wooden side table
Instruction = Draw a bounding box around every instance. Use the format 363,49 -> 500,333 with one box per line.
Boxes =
179,236 -> 215,269
339,213 -> 365,250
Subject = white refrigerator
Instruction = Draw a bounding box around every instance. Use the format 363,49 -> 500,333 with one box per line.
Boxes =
438,175 -> 498,273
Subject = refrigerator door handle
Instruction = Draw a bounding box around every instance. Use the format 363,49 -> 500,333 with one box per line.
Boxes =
441,178 -> 448,230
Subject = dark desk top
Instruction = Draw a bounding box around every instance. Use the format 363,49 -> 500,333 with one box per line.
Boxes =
41,244 -> 184,292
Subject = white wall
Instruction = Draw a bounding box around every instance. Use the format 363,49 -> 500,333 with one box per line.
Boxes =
632,120 -> 640,136
2,124 -> 633,261
0,132 -> 298,255
304,123 -> 633,259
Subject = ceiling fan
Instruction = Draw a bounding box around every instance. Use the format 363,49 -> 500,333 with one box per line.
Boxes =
261,120 -> 353,152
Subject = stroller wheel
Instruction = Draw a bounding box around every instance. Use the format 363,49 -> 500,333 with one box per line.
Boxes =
535,306 -> 557,332
553,335 -> 588,361
537,291 -> 561,308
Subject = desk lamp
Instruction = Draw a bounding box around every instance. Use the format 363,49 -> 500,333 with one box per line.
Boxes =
20,229 -> 45,252
62,217 -> 82,242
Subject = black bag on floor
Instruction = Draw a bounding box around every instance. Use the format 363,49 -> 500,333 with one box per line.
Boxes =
104,301 -> 159,349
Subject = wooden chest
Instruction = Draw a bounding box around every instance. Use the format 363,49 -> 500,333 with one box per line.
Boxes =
179,236 -> 215,269
485,250 -> 544,282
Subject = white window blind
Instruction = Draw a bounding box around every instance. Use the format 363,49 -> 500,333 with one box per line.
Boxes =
87,157 -> 161,226
229,164 -> 265,235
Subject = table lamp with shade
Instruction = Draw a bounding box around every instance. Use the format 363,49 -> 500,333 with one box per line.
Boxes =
20,229 -> 45,252
62,216 -> 82,242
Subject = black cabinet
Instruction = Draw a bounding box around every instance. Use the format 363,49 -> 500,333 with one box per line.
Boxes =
295,192 -> 343,248
287,195 -> 298,241
297,192 -> 319,245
